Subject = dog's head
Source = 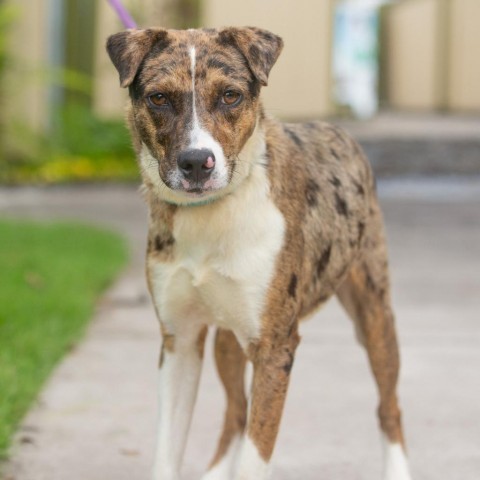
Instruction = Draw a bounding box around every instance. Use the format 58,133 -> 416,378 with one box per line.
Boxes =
107,27 -> 283,204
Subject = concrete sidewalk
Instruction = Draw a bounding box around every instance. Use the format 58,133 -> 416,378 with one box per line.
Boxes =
1,181 -> 480,480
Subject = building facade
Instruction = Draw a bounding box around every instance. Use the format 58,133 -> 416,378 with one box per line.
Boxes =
5,0 -> 480,135
382,0 -> 480,111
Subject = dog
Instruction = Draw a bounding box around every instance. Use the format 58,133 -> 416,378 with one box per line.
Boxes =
106,26 -> 412,480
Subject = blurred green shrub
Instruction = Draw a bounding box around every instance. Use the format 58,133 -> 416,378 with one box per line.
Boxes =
0,61 -> 138,184
0,3 -> 139,185
51,103 -> 133,160
4,154 -> 139,184
1,104 -> 139,184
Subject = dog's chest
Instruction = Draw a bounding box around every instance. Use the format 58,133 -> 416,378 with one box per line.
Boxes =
149,168 -> 285,345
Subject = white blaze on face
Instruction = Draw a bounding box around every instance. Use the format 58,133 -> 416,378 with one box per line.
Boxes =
187,46 -> 228,187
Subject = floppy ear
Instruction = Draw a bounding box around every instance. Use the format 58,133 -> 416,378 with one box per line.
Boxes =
106,28 -> 169,87
218,27 -> 283,86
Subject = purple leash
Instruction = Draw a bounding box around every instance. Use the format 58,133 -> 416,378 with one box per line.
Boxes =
107,0 -> 137,29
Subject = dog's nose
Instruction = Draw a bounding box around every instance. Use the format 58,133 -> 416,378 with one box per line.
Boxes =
177,149 -> 216,182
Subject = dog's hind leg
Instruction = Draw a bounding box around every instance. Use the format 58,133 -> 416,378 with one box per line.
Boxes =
336,226 -> 412,480
202,328 -> 247,480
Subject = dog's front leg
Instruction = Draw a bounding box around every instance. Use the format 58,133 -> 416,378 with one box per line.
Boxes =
152,323 -> 207,480
234,324 -> 300,480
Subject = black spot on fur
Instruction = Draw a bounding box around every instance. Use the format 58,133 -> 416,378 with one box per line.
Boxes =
305,122 -> 319,130
196,48 -> 208,62
148,36 -> 174,58
287,321 -> 296,338
329,176 -> 341,188
329,126 -> 347,145
162,45 -> 175,55
154,236 -> 164,251
316,244 -> 332,277
317,294 -> 329,304
129,79 -> 144,101
248,78 -> 261,98
207,57 -> 234,75
306,179 -> 321,207
196,69 -> 207,80
330,148 -> 340,160
354,180 -> 365,196
282,352 -> 294,375
248,43 -> 261,61
284,127 -> 303,148
366,273 -> 375,291
358,221 -> 365,242
158,66 -> 174,76
364,267 -> 376,291
335,192 -> 349,217
152,60 -> 178,75
288,273 -> 298,298
155,234 -> 175,251
257,30 -> 277,43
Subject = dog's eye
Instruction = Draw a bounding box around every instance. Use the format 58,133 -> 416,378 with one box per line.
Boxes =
222,90 -> 242,106
148,93 -> 169,108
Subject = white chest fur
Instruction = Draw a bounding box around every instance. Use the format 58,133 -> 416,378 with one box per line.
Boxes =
148,165 -> 285,348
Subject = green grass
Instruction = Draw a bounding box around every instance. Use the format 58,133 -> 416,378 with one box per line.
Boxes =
0,219 -> 128,459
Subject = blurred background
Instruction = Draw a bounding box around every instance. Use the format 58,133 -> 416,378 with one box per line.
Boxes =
1,0 -> 479,183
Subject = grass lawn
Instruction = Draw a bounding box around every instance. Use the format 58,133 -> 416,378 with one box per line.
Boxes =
0,219 -> 128,460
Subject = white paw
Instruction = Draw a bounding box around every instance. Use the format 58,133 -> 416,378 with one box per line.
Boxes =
152,461 -> 180,480
202,464 -> 230,480
151,472 -> 180,480
233,436 -> 271,480
202,436 -> 241,480
383,438 -> 413,480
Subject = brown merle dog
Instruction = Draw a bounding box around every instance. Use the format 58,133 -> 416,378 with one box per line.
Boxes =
106,26 -> 412,480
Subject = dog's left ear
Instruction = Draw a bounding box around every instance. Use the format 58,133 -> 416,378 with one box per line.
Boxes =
218,27 -> 283,86
106,28 -> 169,87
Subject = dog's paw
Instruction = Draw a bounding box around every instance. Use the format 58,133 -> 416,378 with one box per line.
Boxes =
383,441 -> 412,480
202,435 -> 242,480
201,467 -> 229,480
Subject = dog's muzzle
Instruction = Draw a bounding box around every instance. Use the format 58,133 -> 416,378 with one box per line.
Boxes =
177,148 -> 216,188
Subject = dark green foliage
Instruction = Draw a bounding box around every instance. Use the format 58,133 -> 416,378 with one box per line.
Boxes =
50,103 -> 133,159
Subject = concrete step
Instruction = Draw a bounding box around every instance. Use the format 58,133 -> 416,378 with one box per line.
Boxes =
335,112 -> 480,176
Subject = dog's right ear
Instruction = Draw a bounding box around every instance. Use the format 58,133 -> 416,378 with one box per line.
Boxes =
106,28 -> 169,88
